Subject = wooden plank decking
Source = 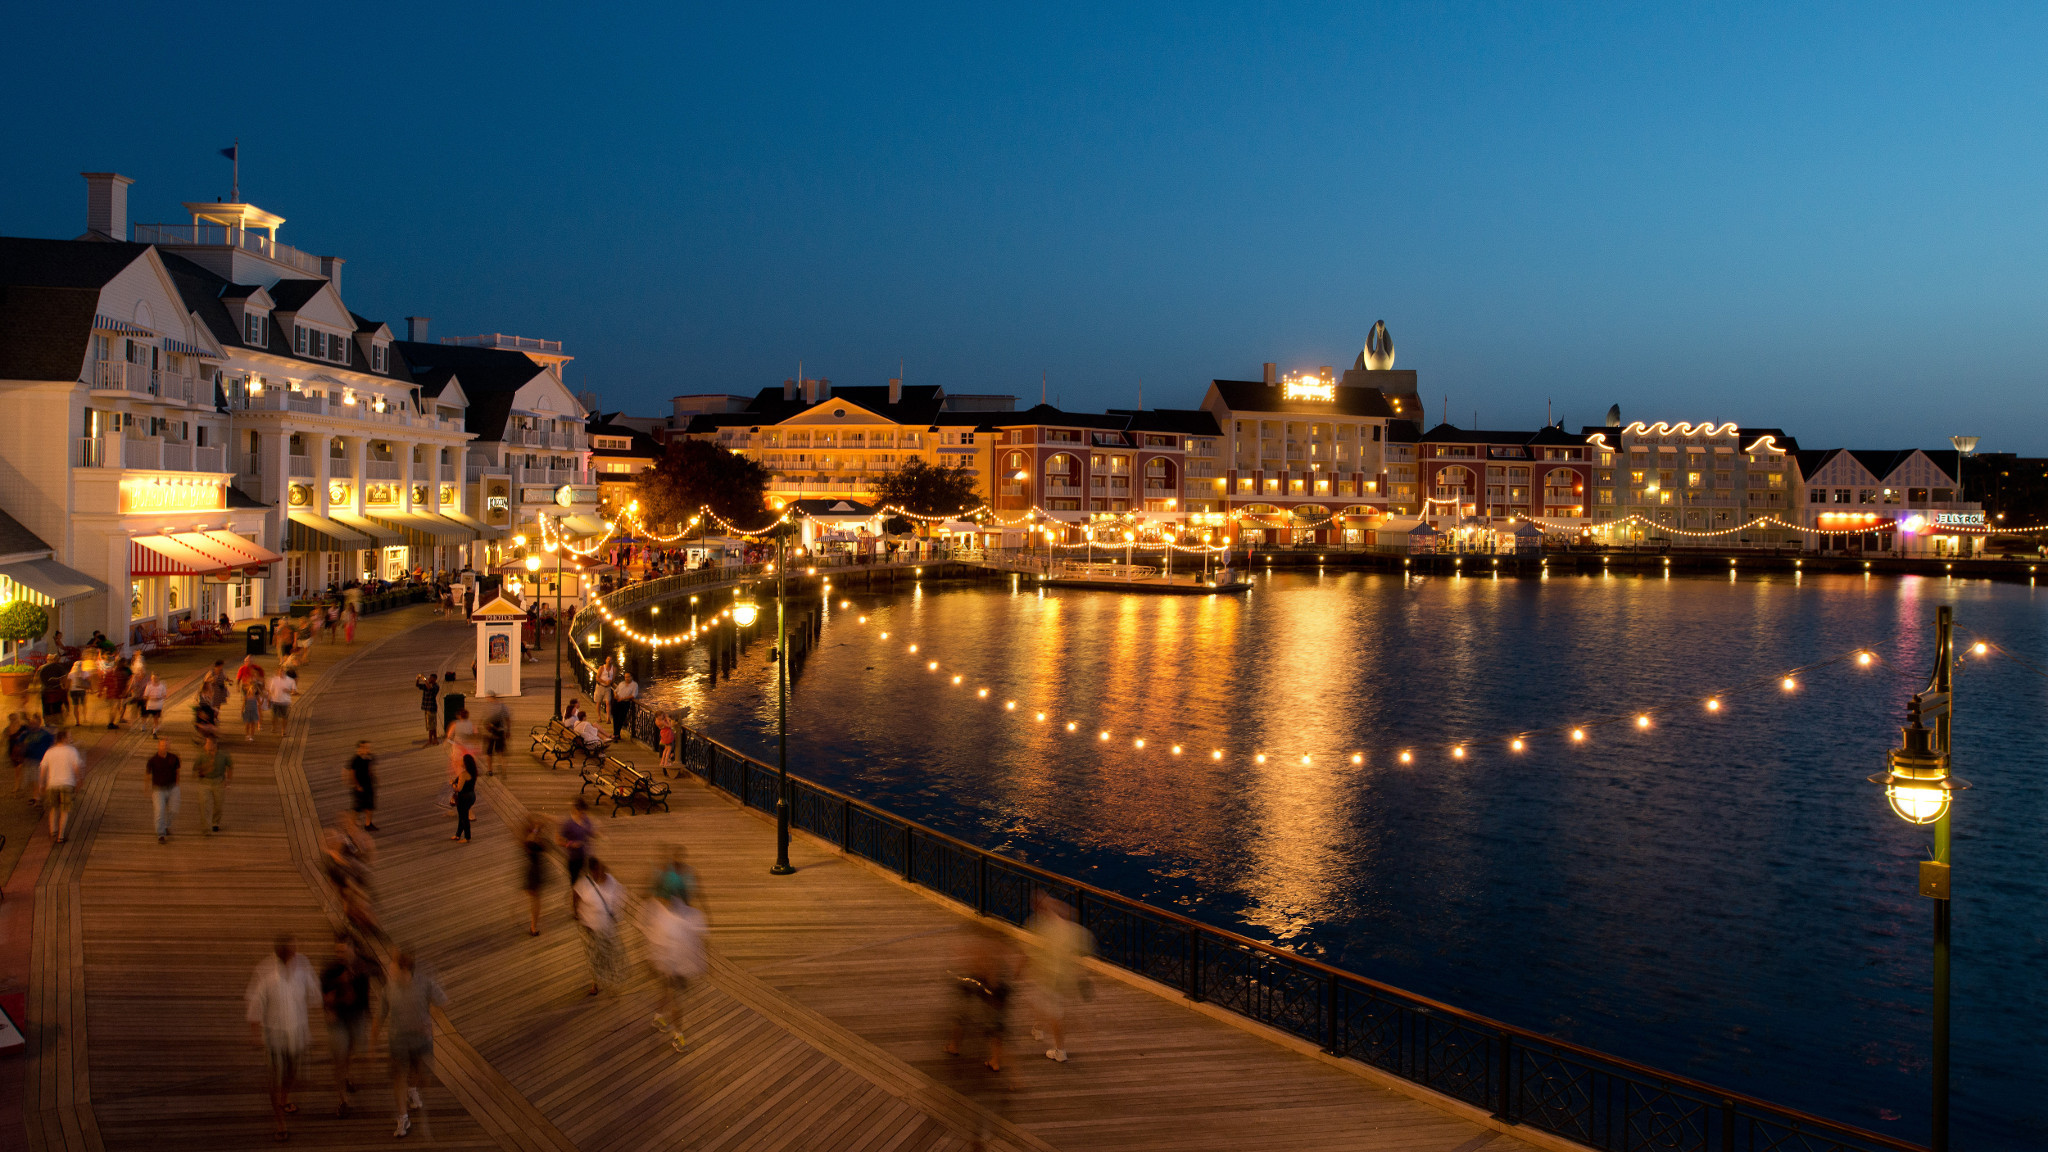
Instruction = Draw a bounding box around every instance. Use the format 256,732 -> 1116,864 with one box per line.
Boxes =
21,606 -> 1542,1151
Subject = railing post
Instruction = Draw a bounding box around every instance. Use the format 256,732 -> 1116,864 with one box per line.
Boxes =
902,822 -> 913,877
841,797 -> 851,851
1188,929 -> 1203,1002
1721,1097 -> 1736,1152
1494,1029 -> 1514,1122
976,853 -> 988,916
1323,972 -> 1337,1054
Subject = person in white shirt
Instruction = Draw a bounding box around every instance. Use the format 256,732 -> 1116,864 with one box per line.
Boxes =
38,730 -> 81,843
572,858 -> 628,995
609,672 -> 638,740
266,671 -> 296,735
142,674 -> 169,735
246,936 -> 321,1141
640,892 -> 707,1049
572,714 -> 605,748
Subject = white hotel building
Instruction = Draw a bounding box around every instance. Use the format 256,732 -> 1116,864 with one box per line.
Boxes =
0,172 -> 592,648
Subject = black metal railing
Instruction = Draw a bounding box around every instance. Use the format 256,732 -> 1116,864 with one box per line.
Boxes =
651,721 -> 1921,1152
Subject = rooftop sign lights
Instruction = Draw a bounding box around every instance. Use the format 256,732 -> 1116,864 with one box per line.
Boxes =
1622,421 -> 1740,438
119,476 -> 227,516
1280,372 -> 1336,402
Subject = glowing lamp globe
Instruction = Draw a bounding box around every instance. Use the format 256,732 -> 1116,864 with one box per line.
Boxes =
523,555 -> 541,573
1870,718 -> 1955,825
732,600 -> 759,627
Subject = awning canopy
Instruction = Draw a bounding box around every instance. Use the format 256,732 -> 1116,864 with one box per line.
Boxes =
331,513 -> 403,546
369,513 -> 474,549
560,513 -> 610,537
287,512 -> 371,553
130,530 -> 281,577
0,557 -> 107,605
443,509 -> 498,538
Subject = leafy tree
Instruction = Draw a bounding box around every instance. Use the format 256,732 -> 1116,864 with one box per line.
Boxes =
869,458 -> 981,519
632,438 -> 771,535
0,600 -> 49,671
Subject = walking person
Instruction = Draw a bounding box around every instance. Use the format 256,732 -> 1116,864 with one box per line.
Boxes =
127,660 -> 150,728
945,922 -> 1017,1072
346,741 -> 378,832
39,729 -> 80,844
66,659 -> 91,728
609,670 -> 637,740
571,857 -> 627,996
382,950 -> 446,1139
656,712 -> 676,773
521,816 -> 549,936
240,673 -> 263,742
439,672 -> 463,744
558,797 -> 597,904
477,692 -> 510,776
640,880 -> 708,1050
145,736 -> 180,843
194,734 -> 232,833
450,753 -> 477,843
142,674 -> 168,736
341,602 -> 357,645
415,671 -> 440,746
246,935 -> 320,1142
1026,893 -> 1095,1062
321,934 -> 377,1118
265,667 -> 296,736
200,660 -> 229,713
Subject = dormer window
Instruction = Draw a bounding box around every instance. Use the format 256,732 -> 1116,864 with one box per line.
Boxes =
371,344 -> 387,372
245,313 -> 269,347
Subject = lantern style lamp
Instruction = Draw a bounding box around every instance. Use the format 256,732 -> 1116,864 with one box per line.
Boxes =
732,598 -> 759,627
1872,714 -> 1958,824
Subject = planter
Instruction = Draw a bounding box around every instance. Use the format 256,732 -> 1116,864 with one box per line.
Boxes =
0,670 -> 35,697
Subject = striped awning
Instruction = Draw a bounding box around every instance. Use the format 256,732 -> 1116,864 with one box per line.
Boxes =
93,314 -> 154,337
130,531 -> 279,577
368,512 -> 474,548
331,513 -> 403,546
160,337 -> 214,358
287,512 -> 370,553
0,557 -> 107,605
443,509 -> 498,539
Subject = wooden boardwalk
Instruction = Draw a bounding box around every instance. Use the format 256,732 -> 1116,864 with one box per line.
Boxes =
21,606 -> 1543,1151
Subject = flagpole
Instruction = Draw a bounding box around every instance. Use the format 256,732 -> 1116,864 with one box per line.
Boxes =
232,138 -> 240,201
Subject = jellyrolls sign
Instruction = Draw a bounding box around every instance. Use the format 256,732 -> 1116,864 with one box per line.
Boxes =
119,476 -> 227,516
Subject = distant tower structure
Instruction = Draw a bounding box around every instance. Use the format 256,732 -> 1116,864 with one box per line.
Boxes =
1606,404 -> 1621,428
1362,320 -> 1396,371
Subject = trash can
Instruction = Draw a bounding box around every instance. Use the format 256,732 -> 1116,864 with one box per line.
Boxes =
245,623 -> 268,656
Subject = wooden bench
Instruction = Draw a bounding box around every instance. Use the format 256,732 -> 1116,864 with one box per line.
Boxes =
529,717 -> 569,754
601,758 -> 671,817
533,726 -> 584,772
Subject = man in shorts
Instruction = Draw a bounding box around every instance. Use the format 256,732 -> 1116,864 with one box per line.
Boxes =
245,936 -> 319,1141
38,729 -> 80,844
321,935 -> 377,1117
383,951 -> 446,1138
266,669 -> 296,734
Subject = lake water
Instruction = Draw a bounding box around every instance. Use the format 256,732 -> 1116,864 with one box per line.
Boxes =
633,568 -> 2048,1148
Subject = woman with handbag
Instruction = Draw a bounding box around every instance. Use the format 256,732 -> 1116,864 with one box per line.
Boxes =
571,857 -> 627,995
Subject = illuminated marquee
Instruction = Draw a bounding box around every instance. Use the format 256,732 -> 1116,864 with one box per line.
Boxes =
119,476 -> 227,516
1281,373 -> 1336,402
1934,511 -> 1984,527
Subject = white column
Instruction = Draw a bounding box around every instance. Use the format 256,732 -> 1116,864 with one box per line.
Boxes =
266,428 -> 294,612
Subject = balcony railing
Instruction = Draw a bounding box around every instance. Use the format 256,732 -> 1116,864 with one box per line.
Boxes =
439,464 -> 456,481
441,333 -> 561,353
161,442 -> 191,471
288,454 -> 314,478
91,360 -> 152,396
131,222 -> 325,276
196,445 -> 224,472
364,460 -> 404,480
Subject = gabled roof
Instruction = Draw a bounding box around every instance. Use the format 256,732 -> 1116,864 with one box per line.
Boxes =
999,403 -> 1140,432
1107,408 -> 1224,436
1847,450 -> 1916,481
0,236 -> 151,290
0,284 -> 99,380
1795,449 -> 1840,481
1419,423 -> 1554,446
1206,379 -> 1395,418
586,415 -> 660,457
265,279 -> 329,312
395,340 -> 552,440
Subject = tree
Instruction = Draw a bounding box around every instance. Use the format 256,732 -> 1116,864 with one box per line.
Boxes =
0,599 -> 49,672
869,458 -> 981,519
632,438 -> 772,535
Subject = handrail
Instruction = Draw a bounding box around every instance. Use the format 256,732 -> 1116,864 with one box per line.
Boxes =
655,716 -> 1924,1152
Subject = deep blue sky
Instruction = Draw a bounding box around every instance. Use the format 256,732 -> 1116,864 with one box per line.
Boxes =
7,3 -> 2046,450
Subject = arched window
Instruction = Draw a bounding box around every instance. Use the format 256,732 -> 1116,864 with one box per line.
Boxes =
1435,465 -> 1474,497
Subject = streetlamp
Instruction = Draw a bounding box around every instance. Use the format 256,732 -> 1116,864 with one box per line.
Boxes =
1950,436 -> 1979,557
769,529 -> 794,875
1870,604 -> 1968,1152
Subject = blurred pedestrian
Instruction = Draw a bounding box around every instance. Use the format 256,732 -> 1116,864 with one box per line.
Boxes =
320,934 -> 377,1118
558,797 -> 597,904
341,602 -> 357,645
416,671 -> 440,745
142,674 -> 168,736
610,670 -> 637,739
640,882 -> 707,1050
945,922 -> 1016,1072
194,734 -> 232,833
66,659 -> 91,727
126,661 -> 149,728
521,816 -> 549,936
1026,893 -> 1095,1062
450,753 -> 477,843
571,857 -> 627,996
265,667 -> 296,735
246,935 -> 319,1141
346,740 -> 377,832
39,728 -> 80,843
477,692 -> 510,775
240,673 -> 263,741
200,659 -> 229,712
145,736 -> 180,843
383,950 -> 445,1139
656,712 -> 676,772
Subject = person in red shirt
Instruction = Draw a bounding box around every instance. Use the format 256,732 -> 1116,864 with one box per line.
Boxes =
235,655 -> 263,689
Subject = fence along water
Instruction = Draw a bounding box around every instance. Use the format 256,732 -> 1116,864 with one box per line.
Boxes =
575,589 -> 1923,1152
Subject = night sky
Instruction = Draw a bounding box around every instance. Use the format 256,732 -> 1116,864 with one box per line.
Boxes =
7,3 -> 2046,450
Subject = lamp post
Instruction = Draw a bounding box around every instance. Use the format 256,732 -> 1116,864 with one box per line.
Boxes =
525,548 -> 564,716
1872,604 -> 1966,1152
769,529 -> 794,875
1949,436 -> 1979,558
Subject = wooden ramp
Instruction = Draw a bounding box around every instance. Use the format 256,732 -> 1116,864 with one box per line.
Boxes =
24,607 -> 1541,1152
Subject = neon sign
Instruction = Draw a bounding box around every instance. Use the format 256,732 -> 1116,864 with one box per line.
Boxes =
119,476 -> 226,516
1281,373 -> 1336,402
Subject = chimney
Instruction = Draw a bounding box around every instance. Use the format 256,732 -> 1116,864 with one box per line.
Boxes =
783,378 -> 797,402
1319,365 -> 1335,381
1262,362 -> 1277,386
888,377 -> 902,405
82,172 -> 134,239
406,317 -> 430,342
318,256 -> 345,293
801,378 -> 818,405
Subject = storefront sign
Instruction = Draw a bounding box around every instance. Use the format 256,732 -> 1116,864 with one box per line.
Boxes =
119,476 -> 226,516
288,484 -> 314,507
1281,374 -> 1336,402
328,482 -> 352,506
365,483 -> 399,506
1934,511 -> 1984,527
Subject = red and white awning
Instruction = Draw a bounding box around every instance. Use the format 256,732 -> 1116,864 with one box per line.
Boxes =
130,531 -> 282,577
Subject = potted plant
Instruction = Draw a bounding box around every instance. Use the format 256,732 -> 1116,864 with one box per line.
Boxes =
0,600 -> 51,696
